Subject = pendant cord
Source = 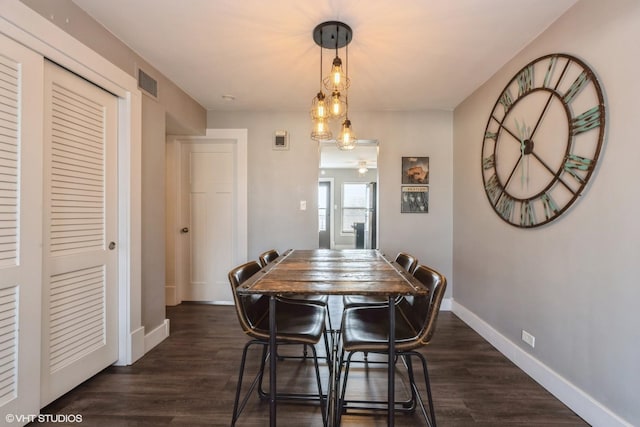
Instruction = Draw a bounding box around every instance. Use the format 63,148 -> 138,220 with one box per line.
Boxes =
345,34 -> 349,117
319,29 -> 323,89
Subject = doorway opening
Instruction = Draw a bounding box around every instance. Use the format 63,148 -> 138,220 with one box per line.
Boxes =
318,140 -> 378,249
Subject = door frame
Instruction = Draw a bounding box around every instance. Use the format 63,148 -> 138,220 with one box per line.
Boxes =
318,178 -> 335,249
1,3 -> 144,365
166,129 -> 248,305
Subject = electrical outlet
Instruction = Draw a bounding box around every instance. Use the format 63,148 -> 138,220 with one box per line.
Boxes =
521,330 -> 535,348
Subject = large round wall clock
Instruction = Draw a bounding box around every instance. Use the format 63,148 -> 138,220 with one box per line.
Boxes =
481,53 -> 606,228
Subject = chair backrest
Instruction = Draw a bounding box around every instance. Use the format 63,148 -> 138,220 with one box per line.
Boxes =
258,249 -> 279,267
228,261 -> 268,335
395,252 -> 418,274
398,264 -> 447,346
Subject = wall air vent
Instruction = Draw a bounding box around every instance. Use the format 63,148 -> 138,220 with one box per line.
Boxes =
137,68 -> 158,99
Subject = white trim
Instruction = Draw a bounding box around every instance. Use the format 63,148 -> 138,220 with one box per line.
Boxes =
1,2 -> 142,366
207,301 -> 234,306
452,301 -> 632,427
165,283 -> 178,306
144,319 -> 170,353
167,129 -> 248,304
319,177 -> 335,248
127,326 -> 146,366
206,128 -> 248,265
334,244 -> 355,250
439,297 -> 452,311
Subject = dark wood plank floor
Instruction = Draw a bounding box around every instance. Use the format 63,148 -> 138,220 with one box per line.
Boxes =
34,301 -> 588,426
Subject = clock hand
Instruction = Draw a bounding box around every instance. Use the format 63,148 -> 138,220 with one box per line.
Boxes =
514,118 -> 531,189
502,153 -> 523,195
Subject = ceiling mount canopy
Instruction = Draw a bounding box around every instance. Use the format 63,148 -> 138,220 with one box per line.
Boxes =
310,21 -> 357,150
313,21 -> 352,50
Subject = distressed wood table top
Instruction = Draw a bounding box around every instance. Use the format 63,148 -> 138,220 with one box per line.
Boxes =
237,249 -> 428,296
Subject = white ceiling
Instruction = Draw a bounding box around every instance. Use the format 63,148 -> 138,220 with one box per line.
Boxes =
72,0 -> 578,113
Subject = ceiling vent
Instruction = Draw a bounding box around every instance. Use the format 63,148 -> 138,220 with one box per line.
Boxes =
137,68 -> 158,99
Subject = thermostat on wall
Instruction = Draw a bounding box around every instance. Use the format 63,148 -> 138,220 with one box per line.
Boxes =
273,130 -> 289,150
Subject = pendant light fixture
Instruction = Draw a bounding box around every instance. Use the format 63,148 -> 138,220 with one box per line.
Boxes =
310,21 -> 357,149
310,29 -> 332,141
336,36 -> 356,150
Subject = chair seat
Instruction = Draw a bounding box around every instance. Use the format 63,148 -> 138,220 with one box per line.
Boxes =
251,299 -> 326,345
342,295 -> 390,308
341,305 -> 421,352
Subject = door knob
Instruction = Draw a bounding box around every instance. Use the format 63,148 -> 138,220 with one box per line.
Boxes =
181,227 -> 189,233
109,241 -> 116,250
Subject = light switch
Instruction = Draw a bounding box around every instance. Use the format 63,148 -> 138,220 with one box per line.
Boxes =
300,200 -> 307,211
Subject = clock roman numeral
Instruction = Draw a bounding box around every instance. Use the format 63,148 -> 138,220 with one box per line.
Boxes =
499,89 -> 514,113
563,71 -> 589,104
543,55 -> 558,88
541,192 -> 559,220
484,130 -> 497,140
520,200 -> 535,227
496,194 -> 515,221
517,65 -> 533,97
564,154 -> 594,184
483,154 -> 495,170
485,173 -> 502,203
571,106 -> 602,135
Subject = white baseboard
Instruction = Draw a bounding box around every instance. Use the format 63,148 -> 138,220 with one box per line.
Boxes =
440,297 -> 452,311
333,244 -> 355,249
165,284 -> 178,306
130,326 -> 146,365
144,319 -> 170,353
452,301 -> 632,427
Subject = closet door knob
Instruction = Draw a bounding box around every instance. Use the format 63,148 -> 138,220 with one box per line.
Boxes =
109,241 -> 116,250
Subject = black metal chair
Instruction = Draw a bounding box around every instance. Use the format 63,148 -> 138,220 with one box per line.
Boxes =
228,261 -> 327,426
338,264 -> 447,426
342,252 -> 419,308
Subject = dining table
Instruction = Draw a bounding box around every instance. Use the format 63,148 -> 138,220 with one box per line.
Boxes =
236,248 -> 429,426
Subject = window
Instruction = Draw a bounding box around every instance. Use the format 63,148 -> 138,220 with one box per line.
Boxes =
342,183 -> 368,233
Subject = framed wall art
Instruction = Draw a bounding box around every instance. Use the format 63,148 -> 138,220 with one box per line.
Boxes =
401,186 -> 429,213
402,156 -> 429,184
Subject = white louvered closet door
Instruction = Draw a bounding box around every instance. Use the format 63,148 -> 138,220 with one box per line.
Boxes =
41,61 -> 118,406
0,33 -> 44,420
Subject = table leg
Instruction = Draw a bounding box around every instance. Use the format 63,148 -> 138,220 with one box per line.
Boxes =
388,295 -> 395,426
269,295 -> 277,427
327,329 -> 338,426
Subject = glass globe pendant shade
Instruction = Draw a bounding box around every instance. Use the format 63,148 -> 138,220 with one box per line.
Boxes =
336,118 -> 356,150
311,117 -> 332,141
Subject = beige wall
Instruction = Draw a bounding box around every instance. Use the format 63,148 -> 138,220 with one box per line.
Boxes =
453,0 -> 640,424
141,96 -> 166,329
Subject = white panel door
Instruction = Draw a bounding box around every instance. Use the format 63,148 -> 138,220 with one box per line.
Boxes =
0,33 -> 43,421
181,141 -> 235,302
40,61 -> 118,406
